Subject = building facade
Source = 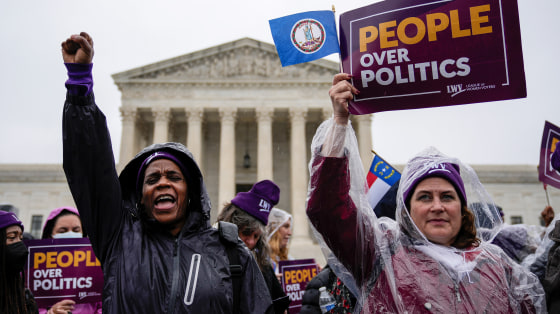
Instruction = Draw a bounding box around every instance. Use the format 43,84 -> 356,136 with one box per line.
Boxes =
1,38 -> 558,263
111,38 -> 372,254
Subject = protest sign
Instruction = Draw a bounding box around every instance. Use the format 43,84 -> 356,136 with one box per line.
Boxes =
339,0 -> 526,114
538,121 -> 560,190
279,258 -> 318,313
24,238 -> 103,308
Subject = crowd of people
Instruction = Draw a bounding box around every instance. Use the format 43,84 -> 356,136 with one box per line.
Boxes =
1,31 -> 560,314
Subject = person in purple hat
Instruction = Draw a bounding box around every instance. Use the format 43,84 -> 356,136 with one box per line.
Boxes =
304,73 -> 545,313
38,207 -> 102,314
218,180 -> 280,252
216,180 -> 290,314
0,210 -> 38,313
41,207 -> 83,240
60,32 -> 273,313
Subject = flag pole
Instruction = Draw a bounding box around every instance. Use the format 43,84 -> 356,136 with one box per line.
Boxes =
544,183 -> 551,207
538,165 -> 551,206
371,149 -> 399,170
331,4 -> 344,73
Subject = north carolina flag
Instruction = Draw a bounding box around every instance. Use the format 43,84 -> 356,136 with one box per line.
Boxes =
367,154 -> 401,210
269,10 -> 340,67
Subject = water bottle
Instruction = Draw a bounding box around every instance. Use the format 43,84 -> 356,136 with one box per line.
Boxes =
319,286 -> 336,313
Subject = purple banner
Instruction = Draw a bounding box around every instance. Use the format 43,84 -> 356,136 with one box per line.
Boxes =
339,0 -> 526,114
279,258 -> 318,314
24,238 -> 103,308
539,121 -> 560,189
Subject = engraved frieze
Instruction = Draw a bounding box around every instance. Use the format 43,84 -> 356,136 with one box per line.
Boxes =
115,38 -> 338,82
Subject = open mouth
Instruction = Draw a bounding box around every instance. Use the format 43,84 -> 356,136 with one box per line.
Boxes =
154,194 -> 176,210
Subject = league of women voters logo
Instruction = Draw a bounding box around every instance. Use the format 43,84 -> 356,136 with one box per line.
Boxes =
259,199 -> 271,212
427,163 -> 451,174
291,18 -> 326,54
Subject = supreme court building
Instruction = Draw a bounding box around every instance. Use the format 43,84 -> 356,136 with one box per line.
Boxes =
1,38 -> 559,263
110,37 -> 377,259
111,38 -> 373,226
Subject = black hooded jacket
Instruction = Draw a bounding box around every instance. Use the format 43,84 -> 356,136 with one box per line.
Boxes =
62,92 -> 273,313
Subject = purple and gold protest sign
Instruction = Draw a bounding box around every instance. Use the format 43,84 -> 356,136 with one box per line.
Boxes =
538,121 -> 560,190
339,0 -> 526,114
24,238 -> 103,308
279,258 -> 318,314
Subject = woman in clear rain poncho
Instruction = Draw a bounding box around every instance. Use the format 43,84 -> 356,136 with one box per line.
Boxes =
266,208 -> 293,274
306,73 -> 546,313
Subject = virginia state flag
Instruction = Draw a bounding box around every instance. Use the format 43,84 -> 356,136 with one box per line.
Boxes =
269,10 -> 340,67
367,153 -> 401,210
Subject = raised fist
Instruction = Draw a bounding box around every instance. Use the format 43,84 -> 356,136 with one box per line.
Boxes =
61,32 -> 94,64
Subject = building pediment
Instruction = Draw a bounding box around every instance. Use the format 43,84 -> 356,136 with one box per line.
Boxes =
112,37 -> 339,86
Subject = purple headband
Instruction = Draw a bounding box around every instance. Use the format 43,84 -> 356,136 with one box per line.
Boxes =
403,162 -> 466,206
136,151 -> 188,194
231,180 -> 280,225
0,210 -> 24,231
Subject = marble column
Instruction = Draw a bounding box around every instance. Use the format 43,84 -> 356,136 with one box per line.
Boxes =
186,108 -> 203,166
219,107 -> 237,207
256,107 -> 274,181
119,107 -> 137,170
355,114 -> 373,172
289,107 -> 309,240
152,107 -> 170,144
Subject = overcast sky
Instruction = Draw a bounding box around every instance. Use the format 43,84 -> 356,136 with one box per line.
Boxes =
1,0 -> 558,166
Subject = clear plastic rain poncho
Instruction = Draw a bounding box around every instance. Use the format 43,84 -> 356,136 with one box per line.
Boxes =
492,222 -> 544,264
306,118 -> 546,313
266,208 -> 293,243
267,208 -> 294,271
522,213 -> 560,280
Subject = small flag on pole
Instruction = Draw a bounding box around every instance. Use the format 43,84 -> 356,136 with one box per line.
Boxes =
269,10 -> 340,67
538,120 -> 560,190
367,153 -> 401,210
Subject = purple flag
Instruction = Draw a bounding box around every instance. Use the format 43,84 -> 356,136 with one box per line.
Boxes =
538,121 -> 560,189
339,0 -> 526,114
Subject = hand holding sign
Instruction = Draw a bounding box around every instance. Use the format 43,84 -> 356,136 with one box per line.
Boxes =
329,73 -> 359,126
47,299 -> 75,314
